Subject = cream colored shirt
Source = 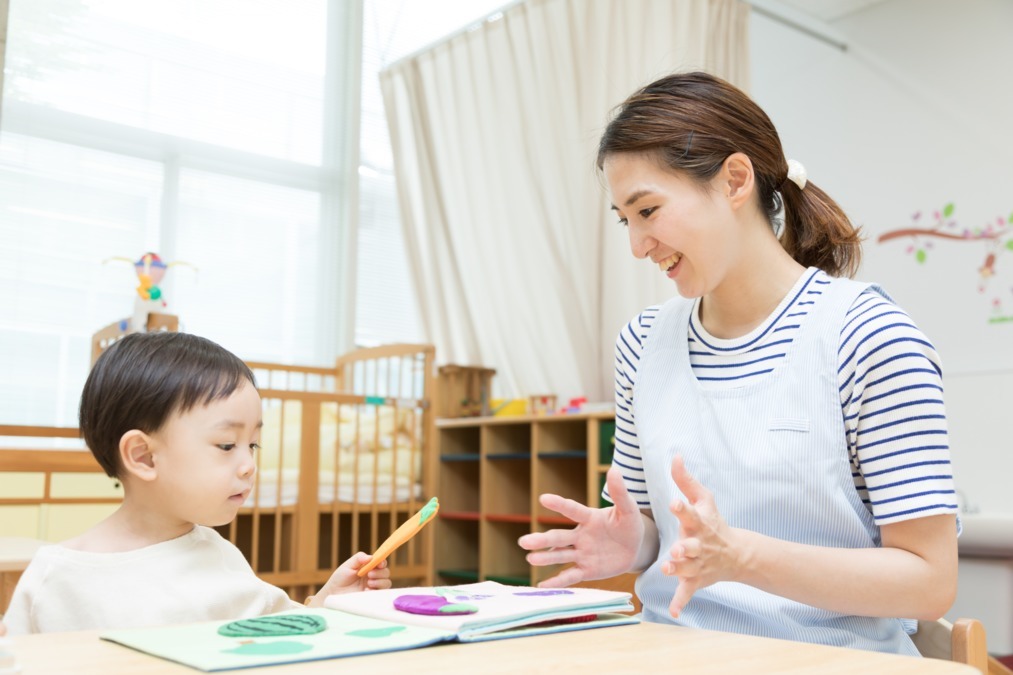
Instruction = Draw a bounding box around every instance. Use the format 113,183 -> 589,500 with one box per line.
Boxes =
3,525 -> 296,634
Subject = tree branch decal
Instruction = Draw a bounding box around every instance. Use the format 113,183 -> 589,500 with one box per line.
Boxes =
876,203 -> 1013,322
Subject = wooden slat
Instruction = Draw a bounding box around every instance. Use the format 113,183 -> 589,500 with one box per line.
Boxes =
0,449 -> 101,472
0,425 -> 80,439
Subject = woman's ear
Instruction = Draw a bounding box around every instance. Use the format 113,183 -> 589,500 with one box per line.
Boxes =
119,430 -> 157,482
720,152 -> 755,210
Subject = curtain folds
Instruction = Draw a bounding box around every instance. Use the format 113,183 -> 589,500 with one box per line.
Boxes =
381,0 -> 750,401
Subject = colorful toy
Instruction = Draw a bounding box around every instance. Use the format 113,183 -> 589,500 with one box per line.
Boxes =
103,252 -> 196,333
357,497 -> 439,577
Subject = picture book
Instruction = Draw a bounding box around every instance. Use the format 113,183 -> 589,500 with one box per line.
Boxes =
323,580 -> 638,642
101,607 -> 455,672
100,582 -> 638,671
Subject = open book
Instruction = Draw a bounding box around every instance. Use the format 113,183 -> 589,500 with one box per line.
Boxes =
101,582 -> 638,671
324,580 -> 637,642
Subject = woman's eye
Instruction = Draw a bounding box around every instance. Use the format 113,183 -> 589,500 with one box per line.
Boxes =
617,217 -> 628,228
639,207 -> 657,219
217,444 -> 236,451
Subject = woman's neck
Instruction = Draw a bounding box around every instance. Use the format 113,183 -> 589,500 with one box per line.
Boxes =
699,241 -> 807,340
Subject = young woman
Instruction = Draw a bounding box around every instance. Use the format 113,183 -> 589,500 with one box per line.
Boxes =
518,71 -> 958,655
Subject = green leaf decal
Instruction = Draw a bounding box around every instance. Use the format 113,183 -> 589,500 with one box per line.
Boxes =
942,203 -> 955,218
915,249 -> 927,264
1006,239 -> 1013,251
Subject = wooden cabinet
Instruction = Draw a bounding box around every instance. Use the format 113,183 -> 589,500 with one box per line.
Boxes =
434,411 -> 622,587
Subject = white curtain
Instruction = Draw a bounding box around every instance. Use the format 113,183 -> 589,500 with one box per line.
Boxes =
381,0 -> 750,402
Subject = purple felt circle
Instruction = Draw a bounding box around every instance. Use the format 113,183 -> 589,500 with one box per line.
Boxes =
393,595 -> 478,616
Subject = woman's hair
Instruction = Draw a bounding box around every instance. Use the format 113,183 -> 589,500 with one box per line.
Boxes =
79,331 -> 257,478
596,71 -> 861,277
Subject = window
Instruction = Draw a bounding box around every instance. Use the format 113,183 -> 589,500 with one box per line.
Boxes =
0,0 -> 351,426
0,0 -> 508,426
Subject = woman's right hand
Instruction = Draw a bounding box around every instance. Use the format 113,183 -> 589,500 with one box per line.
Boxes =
517,467 -> 647,587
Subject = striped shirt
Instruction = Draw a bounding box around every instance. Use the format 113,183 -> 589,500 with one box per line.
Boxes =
607,267 -> 958,526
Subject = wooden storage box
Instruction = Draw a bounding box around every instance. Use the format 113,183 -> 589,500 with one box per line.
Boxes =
436,365 -> 496,418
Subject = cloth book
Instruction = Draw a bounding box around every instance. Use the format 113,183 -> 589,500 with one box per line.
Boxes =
323,580 -> 637,642
100,582 -> 638,671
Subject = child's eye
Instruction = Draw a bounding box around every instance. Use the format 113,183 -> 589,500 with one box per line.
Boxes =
250,443 -> 261,453
217,444 -> 236,451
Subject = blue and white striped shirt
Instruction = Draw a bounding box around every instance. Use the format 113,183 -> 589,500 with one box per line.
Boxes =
607,267 -> 958,525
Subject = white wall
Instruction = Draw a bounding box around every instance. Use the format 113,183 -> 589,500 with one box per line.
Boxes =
751,0 -> 1013,515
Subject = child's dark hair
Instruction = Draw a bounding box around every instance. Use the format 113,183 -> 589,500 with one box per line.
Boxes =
596,71 -> 862,277
79,332 -> 257,478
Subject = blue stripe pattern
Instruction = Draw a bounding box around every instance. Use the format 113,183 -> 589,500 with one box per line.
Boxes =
606,268 -> 956,526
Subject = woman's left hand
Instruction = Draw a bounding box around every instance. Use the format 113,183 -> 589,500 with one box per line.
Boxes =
664,455 -> 741,618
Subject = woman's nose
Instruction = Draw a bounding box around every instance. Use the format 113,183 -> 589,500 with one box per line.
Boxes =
629,225 -> 655,260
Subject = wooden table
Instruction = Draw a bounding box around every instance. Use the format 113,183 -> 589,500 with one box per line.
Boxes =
7,621 -> 978,674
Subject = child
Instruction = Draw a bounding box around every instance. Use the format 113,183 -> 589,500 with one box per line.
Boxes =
4,332 -> 391,634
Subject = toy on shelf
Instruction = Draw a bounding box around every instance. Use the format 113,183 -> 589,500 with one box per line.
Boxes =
559,397 -> 587,414
528,394 -> 557,416
103,252 -> 196,337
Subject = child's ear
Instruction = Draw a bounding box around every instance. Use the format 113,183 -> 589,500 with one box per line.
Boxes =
119,430 -> 157,481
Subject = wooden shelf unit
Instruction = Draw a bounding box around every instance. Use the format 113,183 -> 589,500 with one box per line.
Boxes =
434,411 -> 626,590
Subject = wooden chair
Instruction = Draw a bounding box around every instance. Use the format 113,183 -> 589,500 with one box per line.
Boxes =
912,617 -> 992,674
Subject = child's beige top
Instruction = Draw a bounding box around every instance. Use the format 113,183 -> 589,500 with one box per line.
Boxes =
3,526 -> 295,634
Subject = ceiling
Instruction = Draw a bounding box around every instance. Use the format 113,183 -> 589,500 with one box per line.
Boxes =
772,0 -> 890,22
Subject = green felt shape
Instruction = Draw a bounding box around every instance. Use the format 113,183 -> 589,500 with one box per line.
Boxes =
438,602 -> 479,614
217,614 -> 327,638
223,641 -> 314,656
345,625 -> 408,638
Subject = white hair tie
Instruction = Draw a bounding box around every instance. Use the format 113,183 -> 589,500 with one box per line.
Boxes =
785,159 -> 807,190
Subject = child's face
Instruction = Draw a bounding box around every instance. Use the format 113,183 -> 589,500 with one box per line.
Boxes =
148,381 -> 262,528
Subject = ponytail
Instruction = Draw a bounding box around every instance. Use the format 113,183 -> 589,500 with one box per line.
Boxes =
779,180 -> 862,278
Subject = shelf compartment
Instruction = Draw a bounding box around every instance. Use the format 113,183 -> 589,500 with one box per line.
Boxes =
435,517 -> 479,577
483,455 -> 530,516
534,454 -> 586,521
483,422 -> 531,458
534,419 -> 587,456
438,455 -> 480,513
598,419 -> 616,464
439,425 -> 481,458
481,519 -> 530,583
437,568 -> 480,583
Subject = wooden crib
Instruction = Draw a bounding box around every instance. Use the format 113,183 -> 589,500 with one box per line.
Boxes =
238,343 -> 437,601
0,343 -> 437,608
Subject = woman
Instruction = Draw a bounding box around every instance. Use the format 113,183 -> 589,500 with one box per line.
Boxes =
518,71 -> 958,654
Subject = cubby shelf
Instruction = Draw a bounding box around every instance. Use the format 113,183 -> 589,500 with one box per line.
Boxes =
434,411 -> 622,590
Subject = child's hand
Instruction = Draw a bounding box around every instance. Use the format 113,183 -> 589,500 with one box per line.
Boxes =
305,552 -> 392,606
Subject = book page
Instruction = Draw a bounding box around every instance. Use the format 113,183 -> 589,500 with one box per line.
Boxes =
324,581 -> 634,637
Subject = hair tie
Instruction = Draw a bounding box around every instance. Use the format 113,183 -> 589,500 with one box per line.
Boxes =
783,159 -> 807,190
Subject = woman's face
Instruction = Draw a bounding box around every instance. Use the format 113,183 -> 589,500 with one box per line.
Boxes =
604,152 -> 740,299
